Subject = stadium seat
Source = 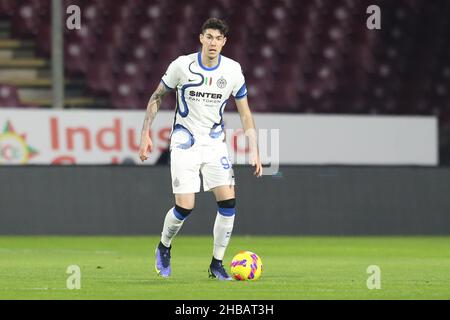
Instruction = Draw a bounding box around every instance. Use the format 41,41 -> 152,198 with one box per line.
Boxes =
65,42 -> 89,75
0,0 -> 17,17
110,80 -> 142,110
11,3 -> 41,38
0,0 -> 447,121
0,84 -> 22,107
86,63 -> 115,94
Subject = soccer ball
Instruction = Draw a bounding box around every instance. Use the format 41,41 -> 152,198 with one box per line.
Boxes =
230,251 -> 263,281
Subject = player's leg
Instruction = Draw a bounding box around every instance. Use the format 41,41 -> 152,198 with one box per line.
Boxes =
160,193 -> 195,249
155,146 -> 201,278
207,185 -> 236,280
211,185 -> 236,261
202,143 -> 236,280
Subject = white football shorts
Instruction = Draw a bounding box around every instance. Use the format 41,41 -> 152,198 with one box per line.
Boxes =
169,129 -> 235,194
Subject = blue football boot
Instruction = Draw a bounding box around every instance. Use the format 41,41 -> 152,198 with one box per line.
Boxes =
155,242 -> 171,278
208,258 -> 232,281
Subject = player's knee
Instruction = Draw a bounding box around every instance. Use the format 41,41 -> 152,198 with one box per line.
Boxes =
217,198 -> 236,208
174,205 -> 193,220
217,198 -> 236,216
175,195 -> 195,211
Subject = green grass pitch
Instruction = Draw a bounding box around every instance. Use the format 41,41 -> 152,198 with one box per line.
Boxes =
0,236 -> 449,300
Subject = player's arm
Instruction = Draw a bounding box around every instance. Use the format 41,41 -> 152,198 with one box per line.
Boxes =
235,96 -> 263,177
139,82 -> 171,162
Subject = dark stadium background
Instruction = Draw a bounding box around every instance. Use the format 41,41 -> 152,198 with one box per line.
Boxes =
0,0 -> 449,235
0,0 -> 448,162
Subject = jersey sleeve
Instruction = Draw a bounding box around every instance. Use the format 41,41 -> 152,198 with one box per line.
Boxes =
232,64 -> 248,100
161,57 -> 180,90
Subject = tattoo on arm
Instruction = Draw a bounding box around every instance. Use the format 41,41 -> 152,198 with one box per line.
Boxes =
141,84 -> 170,133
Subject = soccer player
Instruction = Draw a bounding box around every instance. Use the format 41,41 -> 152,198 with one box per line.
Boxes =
138,18 -> 263,280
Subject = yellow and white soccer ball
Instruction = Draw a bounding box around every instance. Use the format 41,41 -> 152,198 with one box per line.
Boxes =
230,251 -> 263,281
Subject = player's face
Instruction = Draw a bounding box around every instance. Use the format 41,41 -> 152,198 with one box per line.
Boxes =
200,29 -> 227,60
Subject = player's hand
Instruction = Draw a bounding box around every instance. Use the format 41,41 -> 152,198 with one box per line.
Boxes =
139,131 -> 153,162
250,152 -> 263,178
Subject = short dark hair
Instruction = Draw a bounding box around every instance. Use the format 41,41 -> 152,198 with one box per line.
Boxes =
201,18 -> 229,36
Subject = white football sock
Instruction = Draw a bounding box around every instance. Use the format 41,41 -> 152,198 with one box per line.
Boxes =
213,212 -> 235,261
160,207 -> 185,248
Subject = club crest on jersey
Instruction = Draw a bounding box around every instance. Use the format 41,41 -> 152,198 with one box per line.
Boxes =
217,77 -> 227,89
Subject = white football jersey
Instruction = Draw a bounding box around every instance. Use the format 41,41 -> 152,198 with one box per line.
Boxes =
161,52 -> 247,145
